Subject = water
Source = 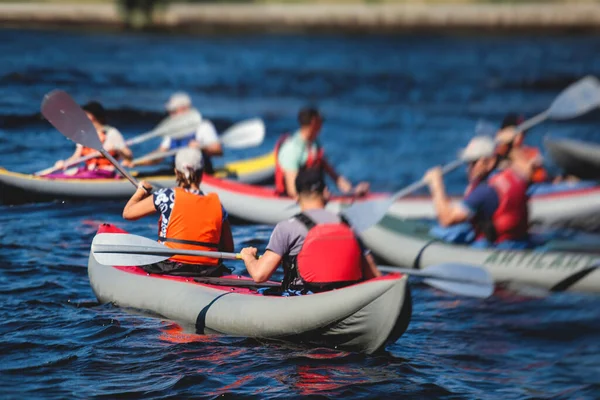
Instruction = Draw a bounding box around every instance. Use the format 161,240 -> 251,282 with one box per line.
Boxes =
1,28 -> 600,398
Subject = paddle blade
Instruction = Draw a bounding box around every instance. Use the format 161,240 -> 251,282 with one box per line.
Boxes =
41,90 -> 102,150
221,118 -> 266,148
159,109 -> 203,139
547,75 -> 600,120
92,233 -> 169,266
422,263 -> 494,299
342,196 -> 394,233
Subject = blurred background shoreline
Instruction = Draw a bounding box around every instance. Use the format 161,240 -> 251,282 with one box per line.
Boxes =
1,1 -> 600,34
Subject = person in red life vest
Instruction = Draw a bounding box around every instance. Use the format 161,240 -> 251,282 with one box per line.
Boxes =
122,148 -> 234,276
137,92 -> 222,175
52,101 -> 133,178
240,168 -> 381,294
274,107 -> 370,198
495,113 -> 550,184
423,136 -> 530,249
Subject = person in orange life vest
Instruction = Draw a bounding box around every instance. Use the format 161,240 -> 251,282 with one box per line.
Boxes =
53,101 -> 133,177
240,168 -> 381,293
136,92 -> 222,174
122,148 -> 234,276
495,113 -> 550,184
423,136 -> 530,248
274,107 -> 370,198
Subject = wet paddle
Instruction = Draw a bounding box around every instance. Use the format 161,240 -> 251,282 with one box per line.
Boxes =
35,108 -> 203,176
343,75 -> 600,233
41,90 -> 141,187
129,118 -> 266,166
91,232 -> 494,298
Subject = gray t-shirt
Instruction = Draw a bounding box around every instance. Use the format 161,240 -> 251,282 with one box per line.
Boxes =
266,209 -> 367,257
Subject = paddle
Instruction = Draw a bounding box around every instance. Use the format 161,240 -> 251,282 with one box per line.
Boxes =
35,108 -> 203,176
41,90 -> 141,188
343,75 -> 600,233
129,118 -> 266,167
91,232 -> 494,298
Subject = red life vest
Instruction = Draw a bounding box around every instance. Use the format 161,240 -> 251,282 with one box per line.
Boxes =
81,129 -> 118,170
467,168 -> 529,243
158,189 -> 223,265
274,133 -> 325,196
283,213 -> 363,292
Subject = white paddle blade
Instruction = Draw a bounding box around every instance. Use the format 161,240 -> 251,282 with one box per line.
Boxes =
342,197 -> 394,233
547,75 -> 600,120
92,233 -> 167,266
221,118 -> 266,148
160,109 -> 203,139
422,263 -> 494,299
41,90 -> 102,150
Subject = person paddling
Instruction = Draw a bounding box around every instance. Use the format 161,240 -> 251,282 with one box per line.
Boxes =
240,168 -> 381,294
274,107 -> 369,197
122,148 -> 234,276
52,101 -> 133,178
137,92 -> 222,174
423,136 -> 531,249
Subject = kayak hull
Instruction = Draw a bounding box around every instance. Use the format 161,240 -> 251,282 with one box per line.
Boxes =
88,224 -> 412,354
544,137 -> 600,180
361,217 -> 600,294
199,175 -> 600,231
0,152 -> 274,205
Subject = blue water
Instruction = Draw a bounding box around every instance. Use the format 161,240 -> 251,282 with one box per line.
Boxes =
1,28 -> 600,398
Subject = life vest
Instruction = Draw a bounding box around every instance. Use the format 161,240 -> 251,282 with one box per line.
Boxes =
274,134 -> 325,196
158,189 -> 223,265
467,168 -> 529,243
282,213 -> 363,292
82,129 -> 118,170
521,146 -> 548,183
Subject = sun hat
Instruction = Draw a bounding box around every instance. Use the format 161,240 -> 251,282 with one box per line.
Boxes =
458,136 -> 497,162
165,92 -> 192,112
175,148 -> 204,178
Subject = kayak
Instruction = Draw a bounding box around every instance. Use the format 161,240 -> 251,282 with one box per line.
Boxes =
199,176 -> 600,230
0,152 -> 274,205
88,224 -> 412,354
359,218 -> 600,294
544,137 -> 600,180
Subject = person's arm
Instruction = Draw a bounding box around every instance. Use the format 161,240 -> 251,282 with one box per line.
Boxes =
424,167 -> 470,226
55,146 -> 84,169
195,141 -> 223,157
278,141 -> 302,197
240,249 -> 282,283
323,158 -> 369,195
283,170 -> 298,198
361,253 -> 381,280
190,120 -> 223,156
122,181 -> 155,220
219,219 -> 234,253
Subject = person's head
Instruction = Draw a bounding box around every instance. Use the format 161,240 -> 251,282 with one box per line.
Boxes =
82,101 -> 107,132
496,113 -> 526,154
166,92 -> 192,116
294,168 -> 329,206
174,148 -> 204,188
298,107 -> 324,141
459,136 -> 498,183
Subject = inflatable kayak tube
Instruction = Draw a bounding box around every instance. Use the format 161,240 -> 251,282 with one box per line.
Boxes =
88,224 -> 412,354
544,137 -> 600,180
0,152 -> 274,205
360,218 -> 600,294
198,176 -> 600,230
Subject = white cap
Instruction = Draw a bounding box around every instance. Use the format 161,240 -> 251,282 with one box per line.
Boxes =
165,91 -> 192,112
175,148 -> 204,178
458,136 -> 496,162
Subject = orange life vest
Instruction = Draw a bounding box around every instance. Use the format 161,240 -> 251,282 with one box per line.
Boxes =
81,129 -> 118,170
158,189 -> 223,265
274,134 -> 325,196
283,213 -> 363,292
521,146 -> 549,183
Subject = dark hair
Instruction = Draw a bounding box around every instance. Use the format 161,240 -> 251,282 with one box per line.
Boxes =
175,169 -> 202,189
501,113 -> 525,130
298,107 -> 323,127
82,101 -> 107,125
295,168 -> 326,195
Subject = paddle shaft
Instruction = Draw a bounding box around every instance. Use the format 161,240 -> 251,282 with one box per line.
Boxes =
392,158 -> 465,201
93,243 -> 241,261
